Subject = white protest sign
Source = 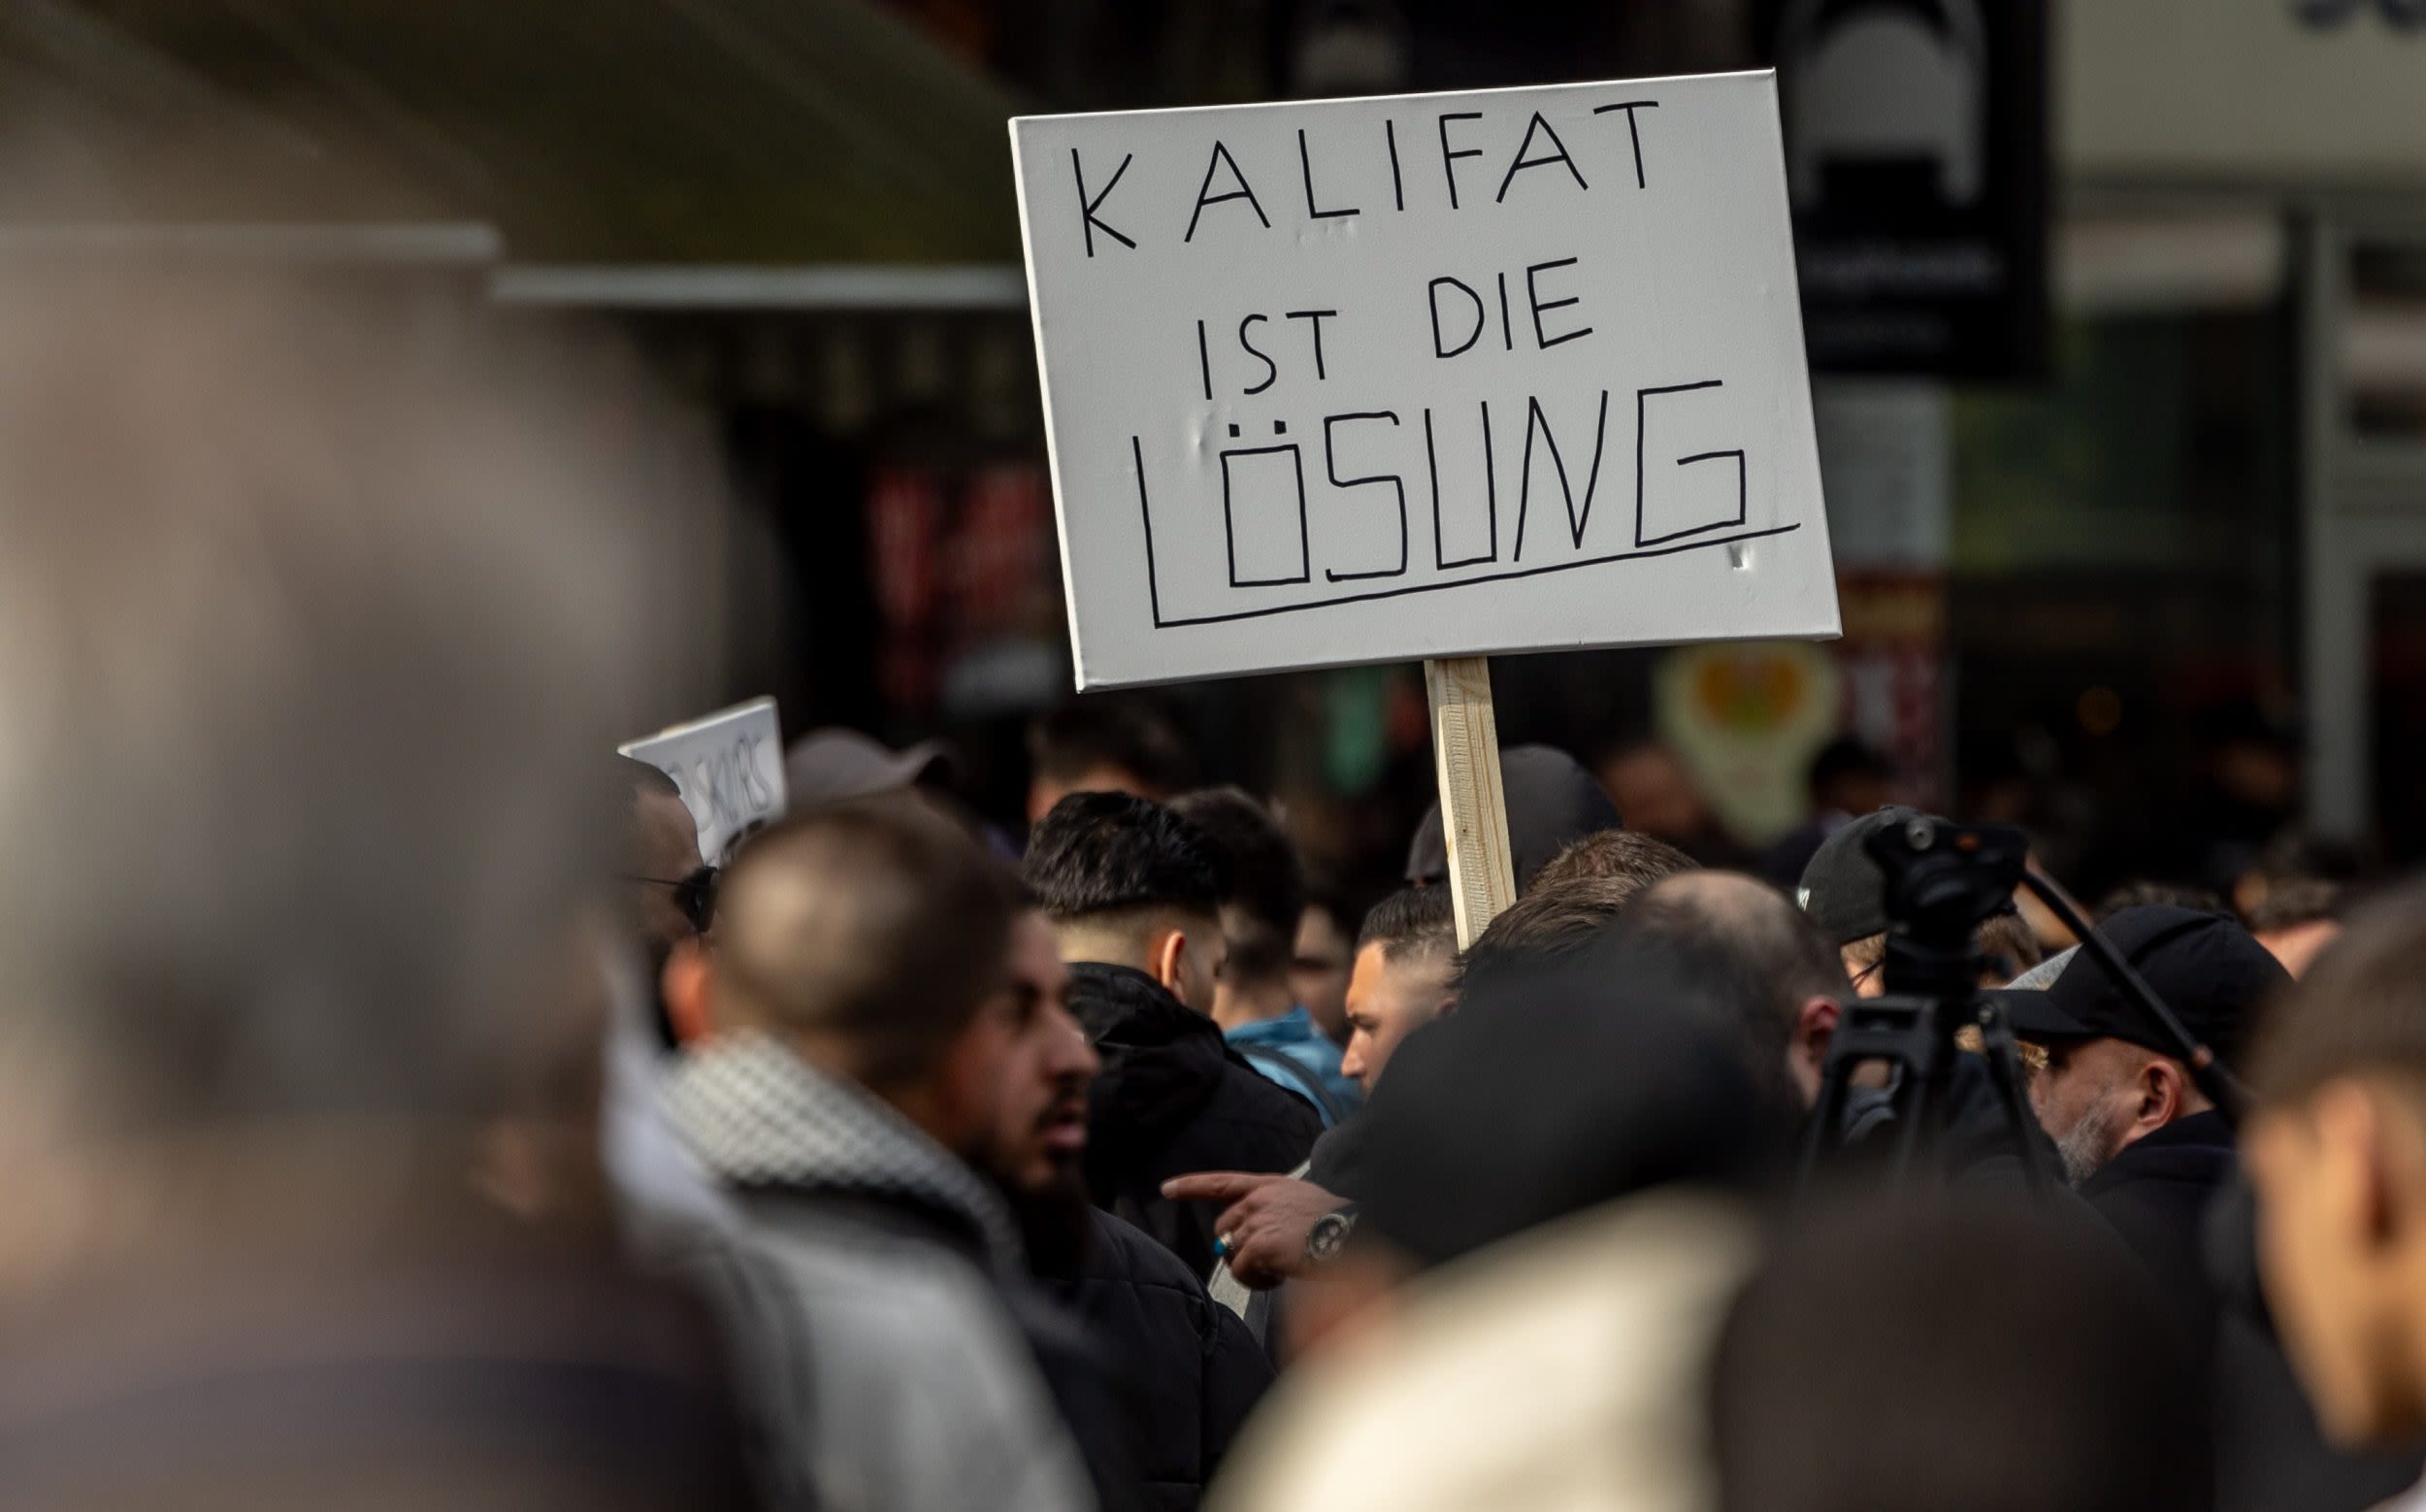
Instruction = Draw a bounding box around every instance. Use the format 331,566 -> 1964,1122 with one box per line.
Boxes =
618,697 -> 786,864
1013,70 -> 1840,689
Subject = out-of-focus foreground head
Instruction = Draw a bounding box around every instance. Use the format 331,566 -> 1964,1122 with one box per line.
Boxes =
1353,934 -> 1781,1271
0,264 -> 701,1284
2246,882 -> 2426,1446
1713,1195 -> 2207,1512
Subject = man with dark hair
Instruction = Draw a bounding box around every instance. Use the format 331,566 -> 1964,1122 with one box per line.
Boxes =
1172,788 -> 1358,1125
1615,871 -> 1849,1106
1174,885 -> 1457,1297
1797,805 -> 2044,996
988,899 -> 1273,1511
2003,905 -> 2284,1299
1025,792 -> 1321,1278
1027,695 -> 1195,824
1340,886 -> 1460,1097
665,799 -> 1092,1511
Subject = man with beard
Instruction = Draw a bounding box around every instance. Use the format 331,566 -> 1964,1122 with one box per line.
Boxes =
990,902 -> 1273,1509
2002,904 -> 2285,1302
663,800 -> 1097,1510
1024,792 -> 1322,1278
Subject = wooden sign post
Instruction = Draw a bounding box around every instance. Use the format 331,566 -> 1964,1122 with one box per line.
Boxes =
1425,656 -> 1517,948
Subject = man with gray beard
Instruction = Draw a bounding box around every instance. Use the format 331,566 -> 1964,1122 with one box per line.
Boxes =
2000,905 -> 2283,1306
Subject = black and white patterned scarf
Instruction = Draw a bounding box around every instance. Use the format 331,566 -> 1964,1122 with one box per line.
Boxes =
665,1030 -> 1023,1271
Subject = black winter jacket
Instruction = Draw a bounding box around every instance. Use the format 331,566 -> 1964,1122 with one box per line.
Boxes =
2082,1109 -> 2237,1314
1042,1209 -> 1273,1510
1067,963 -> 1324,1279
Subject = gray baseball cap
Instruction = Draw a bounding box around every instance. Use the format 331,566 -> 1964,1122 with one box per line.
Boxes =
784,728 -> 960,805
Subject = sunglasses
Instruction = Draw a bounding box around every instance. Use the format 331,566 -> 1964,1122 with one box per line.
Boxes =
626,864 -> 719,935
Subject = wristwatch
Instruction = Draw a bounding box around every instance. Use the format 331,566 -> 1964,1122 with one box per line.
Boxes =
1304,1205 -> 1360,1265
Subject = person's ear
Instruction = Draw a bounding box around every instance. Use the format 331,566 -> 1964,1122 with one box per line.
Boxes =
1789,997 -> 1841,1102
2137,1057 -> 2188,1133
1151,927 -> 1188,999
663,938 -> 714,1045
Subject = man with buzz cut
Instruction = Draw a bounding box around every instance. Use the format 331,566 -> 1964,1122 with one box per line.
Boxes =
1024,791 -> 1322,1279
664,799 -> 1097,1512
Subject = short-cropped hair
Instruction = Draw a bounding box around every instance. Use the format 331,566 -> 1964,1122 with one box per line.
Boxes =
1530,828 -> 1697,901
1022,790 -> 1229,924
1616,872 -> 1849,1092
2246,876 -> 2345,937
1357,884 -> 1458,967
717,798 -> 1021,1085
1170,787 -> 1304,985
1456,874 -> 1644,988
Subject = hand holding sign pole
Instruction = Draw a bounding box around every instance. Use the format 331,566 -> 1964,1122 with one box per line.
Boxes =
1013,71 -> 1837,943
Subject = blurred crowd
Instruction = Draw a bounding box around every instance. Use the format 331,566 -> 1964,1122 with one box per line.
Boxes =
9,268 -> 2426,1512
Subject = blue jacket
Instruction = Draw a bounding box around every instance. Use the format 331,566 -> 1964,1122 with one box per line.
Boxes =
1226,1006 -> 1361,1127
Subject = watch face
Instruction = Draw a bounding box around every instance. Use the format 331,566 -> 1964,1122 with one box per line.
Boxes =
1306,1210 -> 1353,1263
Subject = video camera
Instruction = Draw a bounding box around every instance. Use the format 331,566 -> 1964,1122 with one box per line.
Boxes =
1799,815 -> 2245,1190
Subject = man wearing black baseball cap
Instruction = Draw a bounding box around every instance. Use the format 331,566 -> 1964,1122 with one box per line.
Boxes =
2004,904 -> 2286,1298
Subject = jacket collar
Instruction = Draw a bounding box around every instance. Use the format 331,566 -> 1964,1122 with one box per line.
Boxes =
1065,961 -> 1204,1040
664,1030 -> 1022,1271
2082,1109 -> 2237,1200
2127,1107 -> 2235,1155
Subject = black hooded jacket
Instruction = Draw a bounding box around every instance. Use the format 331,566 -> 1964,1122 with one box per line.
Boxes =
1040,1208 -> 1273,1510
1067,962 -> 1323,1279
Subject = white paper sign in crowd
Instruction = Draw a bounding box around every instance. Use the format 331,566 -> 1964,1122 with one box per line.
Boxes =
1012,71 -> 1841,689
619,697 -> 788,864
